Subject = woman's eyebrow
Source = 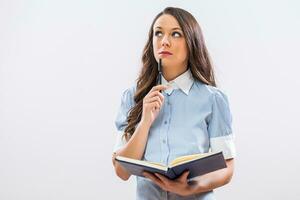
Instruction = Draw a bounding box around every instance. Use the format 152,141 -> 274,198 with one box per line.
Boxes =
171,27 -> 182,31
154,26 -> 182,31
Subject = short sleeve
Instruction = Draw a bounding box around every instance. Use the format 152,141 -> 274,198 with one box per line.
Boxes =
208,89 -> 236,159
112,86 -> 135,152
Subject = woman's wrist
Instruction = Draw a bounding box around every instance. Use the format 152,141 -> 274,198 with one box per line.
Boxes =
138,120 -> 151,131
186,179 -> 206,196
139,118 -> 152,129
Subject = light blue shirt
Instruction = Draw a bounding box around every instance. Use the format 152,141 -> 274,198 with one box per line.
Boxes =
113,69 -> 236,200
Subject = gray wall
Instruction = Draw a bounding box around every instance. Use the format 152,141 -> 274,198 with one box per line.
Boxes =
1,0 -> 299,199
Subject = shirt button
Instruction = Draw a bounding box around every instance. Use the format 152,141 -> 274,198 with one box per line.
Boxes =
162,139 -> 166,144
164,121 -> 167,124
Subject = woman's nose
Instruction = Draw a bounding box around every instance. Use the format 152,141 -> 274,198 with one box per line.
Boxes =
161,35 -> 170,47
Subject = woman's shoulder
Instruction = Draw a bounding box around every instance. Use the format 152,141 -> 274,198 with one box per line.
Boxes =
120,84 -> 137,106
193,80 -> 229,100
123,84 -> 136,96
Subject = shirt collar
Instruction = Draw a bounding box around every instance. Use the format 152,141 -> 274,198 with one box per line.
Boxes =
161,68 -> 194,95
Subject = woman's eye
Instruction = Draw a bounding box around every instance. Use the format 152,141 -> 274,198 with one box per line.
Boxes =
172,31 -> 182,38
154,31 -> 163,37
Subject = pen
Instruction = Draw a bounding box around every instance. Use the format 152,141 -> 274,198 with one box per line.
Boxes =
157,59 -> 162,92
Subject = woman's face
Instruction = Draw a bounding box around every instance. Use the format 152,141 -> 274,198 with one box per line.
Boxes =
152,14 -> 188,69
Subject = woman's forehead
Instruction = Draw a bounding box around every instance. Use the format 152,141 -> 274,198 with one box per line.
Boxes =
153,14 -> 181,31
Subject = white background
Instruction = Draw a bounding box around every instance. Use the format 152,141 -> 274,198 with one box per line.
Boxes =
1,0 -> 300,199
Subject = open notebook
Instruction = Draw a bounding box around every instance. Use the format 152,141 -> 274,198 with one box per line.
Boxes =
115,151 -> 227,180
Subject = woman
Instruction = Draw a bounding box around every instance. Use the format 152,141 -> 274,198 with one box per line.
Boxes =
112,7 -> 236,200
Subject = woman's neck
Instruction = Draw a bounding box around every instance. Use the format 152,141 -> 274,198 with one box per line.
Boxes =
162,64 -> 188,82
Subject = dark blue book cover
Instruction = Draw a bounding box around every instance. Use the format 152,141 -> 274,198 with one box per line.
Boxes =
115,151 -> 226,180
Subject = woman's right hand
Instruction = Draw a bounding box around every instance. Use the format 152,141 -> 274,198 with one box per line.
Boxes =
140,85 -> 170,127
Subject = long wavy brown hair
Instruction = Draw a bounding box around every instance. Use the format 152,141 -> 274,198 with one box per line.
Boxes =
124,7 -> 217,141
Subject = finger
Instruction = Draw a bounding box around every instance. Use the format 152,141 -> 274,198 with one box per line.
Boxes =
154,173 -> 172,184
144,96 -> 162,107
143,171 -> 150,177
143,172 -> 165,188
144,172 -> 163,183
147,91 -> 164,101
178,171 -> 190,182
144,91 -> 164,104
147,102 -> 160,110
150,84 -> 170,92
145,100 -> 162,110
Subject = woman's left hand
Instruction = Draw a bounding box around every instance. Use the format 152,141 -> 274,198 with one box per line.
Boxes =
143,171 -> 196,197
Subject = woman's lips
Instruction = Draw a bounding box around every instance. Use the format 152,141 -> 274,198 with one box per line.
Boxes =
159,51 -> 173,55
159,51 -> 173,57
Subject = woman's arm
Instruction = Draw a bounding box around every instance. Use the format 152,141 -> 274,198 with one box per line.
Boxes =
188,158 -> 234,195
112,122 -> 151,181
112,85 -> 169,181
